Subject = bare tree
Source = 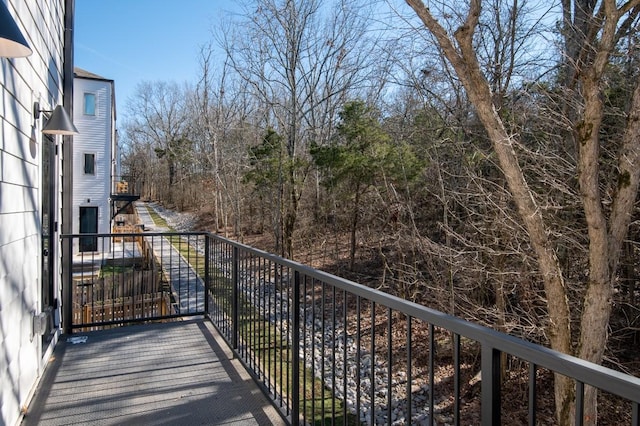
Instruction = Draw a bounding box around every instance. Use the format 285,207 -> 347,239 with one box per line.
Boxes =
402,0 -> 640,424
118,130 -> 160,201
192,43 -> 230,229
222,0 -> 379,257
126,81 -> 193,207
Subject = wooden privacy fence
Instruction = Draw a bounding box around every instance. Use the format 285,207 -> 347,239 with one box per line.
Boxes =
72,269 -> 173,330
74,270 -> 161,300
76,293 -> 172,330
112,224 -> 143,243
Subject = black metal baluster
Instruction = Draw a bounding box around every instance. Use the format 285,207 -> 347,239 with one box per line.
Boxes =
232,246 -> 239,351
406,315 -> 412,425
481,345 -> 501,425
302,274 -> 308,424
247,253 -> 253,373
292,270 -> 301,425
321,282 -> 326,420
204,235 -> 209,317
286,265 -> 291,417
311,278 -> 317,422
268,258 -> 273,396
429,323 -> 435,426
575,381 -> 584,426
332,286 -> 337,424
278,264 -> 284,408
260,256 -> 266,387
528,362 -> 537,426
371,301 -> 376,425
454,333 -> 460,426
110,237 -> 115,322
356,296 -> 361,426
343,289 -> 348,424
387,308 -> 392,426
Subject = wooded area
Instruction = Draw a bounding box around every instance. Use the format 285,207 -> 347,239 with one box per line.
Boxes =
120,1 -> 640,424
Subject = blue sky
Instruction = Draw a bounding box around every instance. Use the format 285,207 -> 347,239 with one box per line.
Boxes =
75,0 -> 239,120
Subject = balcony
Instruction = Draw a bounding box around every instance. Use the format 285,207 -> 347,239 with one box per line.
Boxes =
22,320 -> 284,425
111,177 -> 140,225
22,212 -> 640,425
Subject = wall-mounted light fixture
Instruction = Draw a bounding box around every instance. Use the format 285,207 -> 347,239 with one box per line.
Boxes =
0,1 -> 32,58
34,102 -> 79,135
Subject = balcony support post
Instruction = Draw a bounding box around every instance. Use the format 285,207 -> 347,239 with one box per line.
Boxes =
481,344 -> 501,425
291,270 -> 301,425
63,236 -> 73,334
232,246 -> 239,350
204,234 -> 210,315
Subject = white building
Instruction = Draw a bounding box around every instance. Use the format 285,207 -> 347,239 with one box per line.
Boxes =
0,1 -> 74,425
72,68 -> 116,253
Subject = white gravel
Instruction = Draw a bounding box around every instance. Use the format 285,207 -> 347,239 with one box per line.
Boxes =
147,202 -> 198,232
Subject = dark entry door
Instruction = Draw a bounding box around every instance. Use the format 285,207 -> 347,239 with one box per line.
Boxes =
79,206 -> 98,252
41,135 -> 56,353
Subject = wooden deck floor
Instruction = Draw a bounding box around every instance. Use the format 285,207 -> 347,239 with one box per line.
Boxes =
22,319 -> 285,425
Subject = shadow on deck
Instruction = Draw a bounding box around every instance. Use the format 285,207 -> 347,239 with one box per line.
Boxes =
22,319 -> 285,426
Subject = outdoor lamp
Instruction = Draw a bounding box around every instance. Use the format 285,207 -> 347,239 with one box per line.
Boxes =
34,102 -> 79,135
0,1 -> 32,57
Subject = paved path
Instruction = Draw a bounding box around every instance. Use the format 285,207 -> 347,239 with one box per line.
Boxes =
136,202 -> 205,314
135,202 -> 168,232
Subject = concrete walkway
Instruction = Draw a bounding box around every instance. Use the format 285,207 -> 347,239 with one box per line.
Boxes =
135,202 -> 167,232
22,320 -> 286,425
136,202 -> 205,314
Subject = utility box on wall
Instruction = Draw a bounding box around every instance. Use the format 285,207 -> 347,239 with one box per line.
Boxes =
32,311 -> 49,336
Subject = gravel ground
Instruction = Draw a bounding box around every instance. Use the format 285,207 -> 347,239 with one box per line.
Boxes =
147,202 -> 199,232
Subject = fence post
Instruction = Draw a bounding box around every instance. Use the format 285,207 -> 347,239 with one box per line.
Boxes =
63,236 -> 73,334
232,245 -> 239,350
204,234 -> 210,315
481,344 -> 501,425
292,270 -> 301,426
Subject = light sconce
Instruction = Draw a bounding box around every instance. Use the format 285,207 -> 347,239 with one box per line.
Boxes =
34,102 -> 79,135
0,1 -> 32,58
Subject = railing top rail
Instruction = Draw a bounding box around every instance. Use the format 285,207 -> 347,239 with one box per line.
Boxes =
61,232 -> 208,238
206,232 -> 640,403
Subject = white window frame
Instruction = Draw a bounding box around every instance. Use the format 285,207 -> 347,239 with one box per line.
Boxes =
84,92 -> 96,116
83,152 -> 96,175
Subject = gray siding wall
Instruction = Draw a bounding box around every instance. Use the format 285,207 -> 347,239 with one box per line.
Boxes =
0,1 -> 68,425
72,77 -> 113,243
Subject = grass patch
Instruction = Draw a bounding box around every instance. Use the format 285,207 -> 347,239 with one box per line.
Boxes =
99,264 -> 134,278
237,312 -> 354,425
145,206 -> 172,229
145,205 -> 207,275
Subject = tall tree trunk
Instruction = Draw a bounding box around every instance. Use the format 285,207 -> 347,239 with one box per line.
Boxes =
573,5 -> 640,423
405,0 -> 640,423
404,0 -> 573,422
284,175 -> 298,259
349,186 -> 361,270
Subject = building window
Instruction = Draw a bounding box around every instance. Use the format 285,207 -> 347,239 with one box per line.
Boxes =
84,93 -> 96,115
79,206 -> 98,252
84,153 -> 95,175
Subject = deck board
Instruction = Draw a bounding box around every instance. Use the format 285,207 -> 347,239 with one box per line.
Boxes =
22,320 -> 285,425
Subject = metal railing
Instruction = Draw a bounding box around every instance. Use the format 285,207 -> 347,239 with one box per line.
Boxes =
62,231 -> 640,425
62,232 -> 208,330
